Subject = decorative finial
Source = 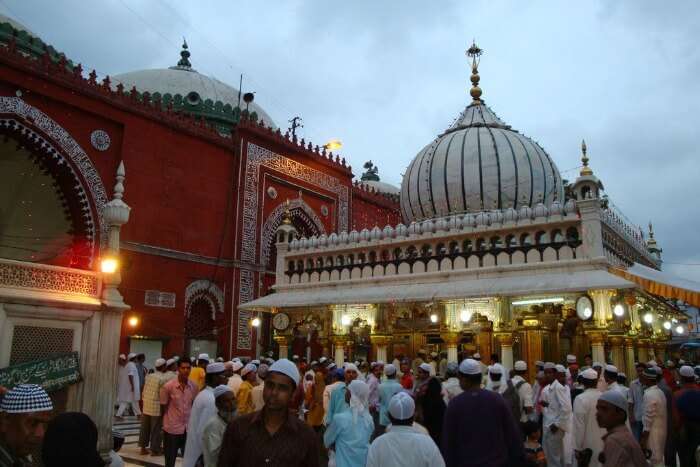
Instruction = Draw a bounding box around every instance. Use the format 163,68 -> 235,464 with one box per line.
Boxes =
113,161 -> 125,200
580,139 -> 593,176
282,199 -> 293,225
177,38 -> 191,69
466,40 -> 483,104
361,161 -> 380,182
648,221 -> 655,239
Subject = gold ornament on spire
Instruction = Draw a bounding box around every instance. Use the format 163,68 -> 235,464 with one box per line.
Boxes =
580,139 -> 593,176
466,40 -> 483,104
281,199 -> 293,225
648,221 -> 655,239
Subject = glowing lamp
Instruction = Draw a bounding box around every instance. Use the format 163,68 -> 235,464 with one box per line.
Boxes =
643,313 -> 653,324
460,309 -> 472,323
127,316 -> 139,328
613,304 -> 624,317
323,139 -> 343,151
251,317 -> 261,328
582,308 -> 592,319
341,315 -> 352,326
663,321 -> 672,330
430,313 -> 438,323
101,257 -> 119,273
676,325 -> 685,334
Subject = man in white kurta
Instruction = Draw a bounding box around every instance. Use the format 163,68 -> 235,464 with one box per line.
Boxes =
182,362 -> 227,467
226,361 -> 243,396
572,369 -> 605,467
201,385 -> 234,467
511,361 -> 534,424
116,353 -> 142,417
641,367 -> 668,467
541,363 -> 572,467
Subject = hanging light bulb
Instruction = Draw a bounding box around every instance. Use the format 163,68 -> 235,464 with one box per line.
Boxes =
430,313 -> 438,323
663,321 -> 672,330
676,325 -> 685,334
460,309 -> 472,323
341,315 -> 351,326
583,307 -> 592,319
251,317 -> 261,327
643,313 -> 653,324
613,304 -> 624,317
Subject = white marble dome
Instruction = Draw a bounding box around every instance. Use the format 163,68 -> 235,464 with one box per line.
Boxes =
400,101 -> 565,223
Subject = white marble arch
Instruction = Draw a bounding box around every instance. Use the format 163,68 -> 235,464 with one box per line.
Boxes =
413,262 -> 426,274
512,251 -> 526,264
497,251 -> 510,265
543,247 -> 557,262
440,258 -> 452,271
385,264 -> 397,276
526,249 -> 541,263
467,256 -> 480,269
427,259 -> 440,272
454,257 -> 466,269
398,262 -> 411,275
558,246 -> 574,260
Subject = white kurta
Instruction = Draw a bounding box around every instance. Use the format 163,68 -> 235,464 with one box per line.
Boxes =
572,388 -> 605,467
366,424 -> 445,467
183,387 -> 216,467
642,385 -> 667,467
117,363 -> 139,402
511,375 -> 534,423
201,413 -> 227,467
542,381 -> 572,467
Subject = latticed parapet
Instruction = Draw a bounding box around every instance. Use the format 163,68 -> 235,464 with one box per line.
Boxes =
0,258 -> 102,299
280,200 -> 585,285
601,206 -> 660,269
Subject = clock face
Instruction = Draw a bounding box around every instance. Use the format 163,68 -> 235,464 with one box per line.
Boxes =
576,296 -> 593,320
272,313 -> 290,331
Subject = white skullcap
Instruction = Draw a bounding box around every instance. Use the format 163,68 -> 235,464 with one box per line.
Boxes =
0,384 -> 53,413
173,356 -> 180,362
166,358 -> 176,367
292,354 -> 299,360
198,353 -> 210,362
543,362 -> 556,370
269,358 -> 300,386
319,357 -> 328,363
514,360 -> 527,371
605,365 -> 618,374
459,358 -> 482,375
206,362 -> 225,374
581,368 -> 598,380
232,357 -> 241,363
213,384 -> 233,399
473,353 -> 481,360
566,354 -> 577,363
535,360 -> 544,367
555,364 -> 566,373
241,363 -> 257,377
384,364 -> 397,376
127,353 -> 136,360
680,365 -> 695,378
119,354 -> 126,360
216,357 -> 224,362
328,362 -> 336,369
599,389 -> 628,411
344,363 -> 359,373
488,364 -> 504,375
252,359 -> 260,365
679,359 -> 686,364
418,363 -> 432,373
592,361 -> 603,369
618,372 -> 626,378
310,361 -> 318,367
231,361 -> 244,372
388,391 -> 415,420
647,360 -> 658,367
154,358 -> 166,368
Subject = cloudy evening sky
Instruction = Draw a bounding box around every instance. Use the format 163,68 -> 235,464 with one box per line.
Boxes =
4,1 -> 700,281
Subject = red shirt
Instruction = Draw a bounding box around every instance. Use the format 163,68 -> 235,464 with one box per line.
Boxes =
400,373 -> 414,390
159,377 -> 198,435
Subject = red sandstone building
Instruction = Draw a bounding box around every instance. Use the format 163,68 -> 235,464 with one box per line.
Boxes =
0,15 -> 400,363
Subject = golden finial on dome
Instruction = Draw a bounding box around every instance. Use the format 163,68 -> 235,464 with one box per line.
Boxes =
466,40 -> 483,104
580,139 -> 593,176
648,221 -> 655,239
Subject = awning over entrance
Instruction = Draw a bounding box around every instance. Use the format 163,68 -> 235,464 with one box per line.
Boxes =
240,268 -> 636,311
610,263 -> 700,307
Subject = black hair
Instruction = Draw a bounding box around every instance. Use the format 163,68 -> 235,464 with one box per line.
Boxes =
177,358 -> 191,367
459,372 -> 482,385
42,412 -> 105,467
617,374 -> 627,385
523,420 -> 540,437
582,377 -> 598,389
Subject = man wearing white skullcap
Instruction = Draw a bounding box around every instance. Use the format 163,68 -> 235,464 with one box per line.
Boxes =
540,360 -> 571,467
486,363 -> 508,394
138,357 -> 169,455
413,362 -> 433,395
640,366 -> 667,466
227,360 -> 244,396
236,363 -> 258,416
367,361 -> 384,439
603,365 -> 624,398
116,351 -> 141,418
442,359 -> 524,466
366,392 -> 445,467
181,362 -> 227,467
325,363 -> 359,425
218,359 -> 319,466
511,361 -> 534,423
572,368 -> 605,467
442,362 -> 463,405
201,385 -> 234,467
324,379 -> 374,466
0,384 -> 53,465
596,390 -> 647,466
377,364 -> 403,433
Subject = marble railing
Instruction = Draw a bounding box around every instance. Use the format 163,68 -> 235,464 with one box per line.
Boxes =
0,258 -> 101,298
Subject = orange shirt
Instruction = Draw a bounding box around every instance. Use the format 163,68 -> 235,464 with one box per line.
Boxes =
189,366 -> 206,391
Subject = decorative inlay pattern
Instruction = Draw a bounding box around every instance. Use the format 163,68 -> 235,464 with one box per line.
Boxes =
266,186 -> 278,199
185,279 -> 224,315
237,142 -> 348,349
321,205 -> 329,216
0,260 -> 100,297
90,129 -> 111,151
259,198 -> 325,267
0,97 -> 109,253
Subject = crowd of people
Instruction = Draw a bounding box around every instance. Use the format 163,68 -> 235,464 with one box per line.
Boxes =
2,349 -> 699,466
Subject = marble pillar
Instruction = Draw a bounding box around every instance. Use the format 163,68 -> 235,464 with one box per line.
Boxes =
608,336 -> 625,369
589,331 -> 606,364
274,335 -> 290,359
371,335 -> 391,363
441,332 -> 460,364
498,333 -> 514,371
624,338 -> 636,379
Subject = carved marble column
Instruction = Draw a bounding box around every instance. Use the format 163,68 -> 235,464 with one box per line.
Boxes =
274,335 -> 290,359
332,335 -> 351,367
370,335 -> 391,363
497,333 -> 514,371
624,338 -> 636,378
441,332 -> 460,364
588,331 -> 607,364
608,335 -> 625,369
637,339 -> 650,363
589,289 -> 614,329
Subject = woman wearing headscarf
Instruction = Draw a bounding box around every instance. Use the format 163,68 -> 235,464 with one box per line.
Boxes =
324,379 -> 375,467
416,377 -> 446,447
42,412 -> 105,467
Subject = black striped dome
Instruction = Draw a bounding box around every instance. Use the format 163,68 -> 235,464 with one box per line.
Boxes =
400,102 -> 565,223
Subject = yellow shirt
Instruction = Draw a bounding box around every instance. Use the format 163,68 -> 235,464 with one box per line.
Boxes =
189,366 -> 206,391
237,380 -> 255,415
